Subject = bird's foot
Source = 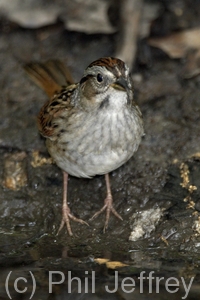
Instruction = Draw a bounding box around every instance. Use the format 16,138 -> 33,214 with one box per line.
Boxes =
57,205 -> 89,236
89,194 -> 123,233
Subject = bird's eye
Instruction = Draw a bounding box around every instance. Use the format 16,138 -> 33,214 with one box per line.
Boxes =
97,73 -> 103,83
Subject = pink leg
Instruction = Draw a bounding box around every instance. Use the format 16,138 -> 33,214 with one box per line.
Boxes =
90,173 -> 123,232
57,172 -> 88,236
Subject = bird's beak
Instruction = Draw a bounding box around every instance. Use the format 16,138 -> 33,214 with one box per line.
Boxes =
111,77 -> 129,91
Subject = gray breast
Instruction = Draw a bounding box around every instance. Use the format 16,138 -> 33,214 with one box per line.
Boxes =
47,105 -> 143,178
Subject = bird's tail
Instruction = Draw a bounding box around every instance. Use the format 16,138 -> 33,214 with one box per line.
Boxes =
24,60 -> 74,98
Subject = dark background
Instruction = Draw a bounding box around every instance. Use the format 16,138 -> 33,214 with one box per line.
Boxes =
0,0 -> 200,299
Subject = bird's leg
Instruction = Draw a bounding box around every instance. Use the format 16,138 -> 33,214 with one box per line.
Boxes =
90,173 -> 123,232
57,171 -> 88,236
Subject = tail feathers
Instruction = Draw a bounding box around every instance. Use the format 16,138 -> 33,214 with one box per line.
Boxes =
24,60 -> 74,98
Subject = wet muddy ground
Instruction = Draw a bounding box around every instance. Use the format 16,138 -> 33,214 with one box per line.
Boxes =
1,0 -> 200,299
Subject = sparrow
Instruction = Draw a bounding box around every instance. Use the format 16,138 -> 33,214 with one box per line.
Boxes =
24,57 -> 144,236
